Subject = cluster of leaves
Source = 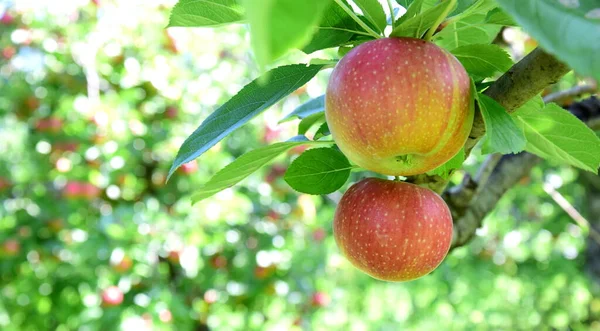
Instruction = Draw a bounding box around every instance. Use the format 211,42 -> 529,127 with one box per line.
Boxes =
169,0 -> 600,202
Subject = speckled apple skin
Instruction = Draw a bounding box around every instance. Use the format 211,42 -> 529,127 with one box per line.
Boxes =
326,37 -> 473,176
333,178 -> 453,282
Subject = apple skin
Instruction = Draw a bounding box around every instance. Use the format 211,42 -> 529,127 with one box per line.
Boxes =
333,178 -> 452,282
325,37 -> 473,176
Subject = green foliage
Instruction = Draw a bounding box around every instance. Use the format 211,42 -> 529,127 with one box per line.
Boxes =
284,148 -> 352,194
477,93 -> 526,155
280,95 -> 325,122
512,98 -> 600,173
168,64 -> 324,179
451,44 -> 513,80
302,0 -> 370,53
191,139 -> 331,202
169,0 -> 244,27
426,148 -> 465,178
390,0 -> 456,38
298,112 -> 326,135
497,0 -> 600,82
433,14 -> 502,50
353,0 -> 387,33
244,0 -> 332,70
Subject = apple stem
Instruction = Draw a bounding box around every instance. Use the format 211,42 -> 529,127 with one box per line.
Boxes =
333,0 -> 382,40
386,0 -> 396,30
423,0 -> 456,41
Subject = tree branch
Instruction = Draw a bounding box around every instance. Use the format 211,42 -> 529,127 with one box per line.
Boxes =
449,96 -> 600,249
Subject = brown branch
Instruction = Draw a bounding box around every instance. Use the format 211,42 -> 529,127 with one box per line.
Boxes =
409,48 -> 571,193
543,83 -> 598,104
449,96 -> 600,249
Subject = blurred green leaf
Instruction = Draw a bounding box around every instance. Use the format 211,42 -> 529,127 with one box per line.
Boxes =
513,100 -> 600,173
451,44 -> 513,80
284,148 -> 352,194
244,0 -> 332,69
390,0 -> 456,38
169,64 -> 324,179
497,0 -> 600,82
191,139 -> 333,202
169,0 -> 244,27
354,0 -> 387,32
280,95 -> 325,122
477,93 -> 526,155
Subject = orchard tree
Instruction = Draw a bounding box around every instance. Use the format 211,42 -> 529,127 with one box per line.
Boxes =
168,0 -> 600,281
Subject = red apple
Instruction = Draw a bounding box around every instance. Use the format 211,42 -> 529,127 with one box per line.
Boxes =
159,309 -> 172,323
0,177 -> 11,191
165,106 -> 178,119
2,239 -> 20,256
113,255 -> 133,273
312,228 -> 326,242
101,286 -> 124,307
311,292 -> 330,307
35,117 -> 63,133
167,250 -> 181,264
2,46 -> 16,60
325,37 -> 473,176
179,160 -> 198,174
333,178 -> 452,282
209,254 -> 227,269
0,13 -> 14,25
63,181 -> 100,200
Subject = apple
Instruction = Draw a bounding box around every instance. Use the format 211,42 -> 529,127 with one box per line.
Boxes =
312,228 -> 326,242
0,13 -> 14,25
311,292 -> 330,307
34,117 -> 63,133
179,160 -> 198,174
333,178 -> 452,282
325,37 -> 473,176
2,46 -> 16,60
209,254 -> 227,269
0,177 -> 11,191
63,181 -> 101,200
101,286 -> 124,307
2,239 -> 20,256
113,255 -> 133,273
164,106 -> 178,119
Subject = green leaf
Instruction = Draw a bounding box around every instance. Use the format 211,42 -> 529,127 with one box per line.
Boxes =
303,0 -> 368,53
496,0 -> 600,82
434,14 -> 501,50
313,122 -> 331,140
190,139 -> 333,202
512,101 -> 600,173
426,148 -> 465,178
284,148 -> 352,194
244,0 -> 332,69
169,64 -> 324,179
395,0 -> 424,25
354,0 -> 387,32
280,95 -> 325,122
485,8 -> 517,26
477,93 -> 526,155
395,0 -> 415,8
451,44 -> 513,80
390,0 -> 456,38
298,112 -> 325,135
168,0 -> 244,27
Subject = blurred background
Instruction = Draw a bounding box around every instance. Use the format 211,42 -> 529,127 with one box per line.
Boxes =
1,0 -> 600,330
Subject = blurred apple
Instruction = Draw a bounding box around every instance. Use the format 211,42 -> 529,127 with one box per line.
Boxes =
53,141 -> 79,153
312,228 -> 326,242
101,286 -> 124,307
2,46 -> 16,60
0,13 -> 14,25
164,106 -> 178,119
209,254 -> 227,269
0,177 -> 11,191
167,250 -> 181,264
47,219 -> 64,233
159,309 -> 172,323
2,239 -> 20,256
35,117 -> 63,133
18,226 -> 31,238
113,255 -> 133,273
254,265 -> 276,279
63,181 -> 101,200
179,160 -> 198,174
311,292 -> 330,307
203,289 -> 218,304
262,124 -> 283,143
265,164 -> 286,184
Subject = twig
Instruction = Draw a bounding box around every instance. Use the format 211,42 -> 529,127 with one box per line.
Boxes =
543,182 -> 600,245
543,83 -> 598,104
423,0 -> 456,41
